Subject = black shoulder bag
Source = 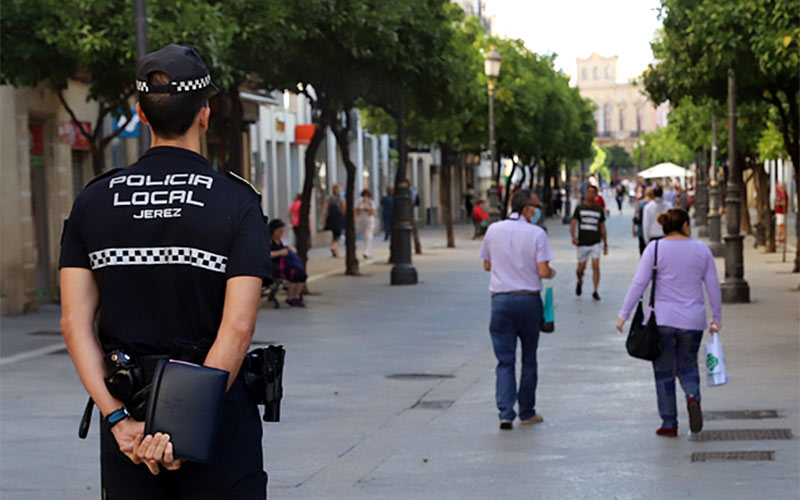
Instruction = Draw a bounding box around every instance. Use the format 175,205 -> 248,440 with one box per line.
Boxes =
626,240 -> 662,361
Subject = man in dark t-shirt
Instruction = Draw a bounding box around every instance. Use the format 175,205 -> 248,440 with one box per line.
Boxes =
570,185 -> 608,301
59,45 -> 270,499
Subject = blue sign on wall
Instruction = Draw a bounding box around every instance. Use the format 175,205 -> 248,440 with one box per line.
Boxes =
113,108 -> 140,138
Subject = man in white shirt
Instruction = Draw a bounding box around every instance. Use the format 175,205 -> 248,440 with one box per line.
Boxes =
643,185 -> 673,243
479,190 -> 556,430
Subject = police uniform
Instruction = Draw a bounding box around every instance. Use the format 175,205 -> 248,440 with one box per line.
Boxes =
59,45 -> 270,499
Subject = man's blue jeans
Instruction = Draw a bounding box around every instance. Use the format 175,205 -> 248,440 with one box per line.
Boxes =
652,326 -> 703,429
489,293 -> 543,421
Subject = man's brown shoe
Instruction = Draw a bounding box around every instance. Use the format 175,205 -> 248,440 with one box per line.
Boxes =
520,414 -> 544,425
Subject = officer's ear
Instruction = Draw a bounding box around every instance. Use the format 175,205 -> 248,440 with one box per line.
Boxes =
136,102 -> 150,127
197,105 -> 211,133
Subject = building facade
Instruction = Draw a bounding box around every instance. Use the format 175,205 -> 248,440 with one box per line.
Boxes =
576,53 -> 667,154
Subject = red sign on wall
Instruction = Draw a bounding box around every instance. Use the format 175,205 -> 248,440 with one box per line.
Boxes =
58,121 -> 92,150
29,123 -> 44,156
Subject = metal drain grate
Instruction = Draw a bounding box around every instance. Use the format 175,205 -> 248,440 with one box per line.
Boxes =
386,373 -> 454,380
692,451 -> 775,462
412,400 -> 454,410
691,429 -> 793,441
705,410 -> 780,420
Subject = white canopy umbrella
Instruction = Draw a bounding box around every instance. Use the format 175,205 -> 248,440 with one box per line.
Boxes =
637,162 -> 695,180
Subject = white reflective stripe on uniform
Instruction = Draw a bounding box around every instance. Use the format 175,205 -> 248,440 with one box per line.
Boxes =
88,247 -> 227,273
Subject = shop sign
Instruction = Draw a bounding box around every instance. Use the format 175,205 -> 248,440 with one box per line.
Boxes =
58,121 -> 92,150
295,124 -> 316,146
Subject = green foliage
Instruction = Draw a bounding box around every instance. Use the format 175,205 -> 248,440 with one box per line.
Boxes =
632,124 -> 693,168
589,142 -> 610,182
758,122 -> 788,161
643,0 -> 799,174
603,145 -> 633,171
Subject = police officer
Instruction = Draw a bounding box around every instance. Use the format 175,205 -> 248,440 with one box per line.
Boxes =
59,44 -> 270,499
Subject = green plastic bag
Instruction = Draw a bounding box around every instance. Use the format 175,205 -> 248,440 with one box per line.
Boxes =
541,284 -> 554,333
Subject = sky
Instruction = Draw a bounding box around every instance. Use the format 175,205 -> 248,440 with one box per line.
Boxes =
486,0 -> 663,84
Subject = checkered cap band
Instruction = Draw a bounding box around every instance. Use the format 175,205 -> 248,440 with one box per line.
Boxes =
136,74 -> 212,94
89,246 -> 227,273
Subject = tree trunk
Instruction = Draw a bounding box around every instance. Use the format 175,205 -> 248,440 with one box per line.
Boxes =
542,159 -> 553,216
331,110 -> 359,276
754,162 -> 775,252
740,166 -> 751,236
440,142 -> 455,248
227,86 -> 244,176
296,99 -> 328,268
501,161 -> 518,219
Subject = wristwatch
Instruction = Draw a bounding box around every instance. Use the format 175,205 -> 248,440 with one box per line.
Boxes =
105,407 -> 131,428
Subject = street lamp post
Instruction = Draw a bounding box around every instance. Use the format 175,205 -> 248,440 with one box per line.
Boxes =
721,73 -> 749,303
484,48 -> 502,220
708,115 -> 723,256
696,147 -> 709,237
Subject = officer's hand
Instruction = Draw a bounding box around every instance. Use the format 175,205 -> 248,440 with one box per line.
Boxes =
111,418 -> 145,454
133,432 -> 183,475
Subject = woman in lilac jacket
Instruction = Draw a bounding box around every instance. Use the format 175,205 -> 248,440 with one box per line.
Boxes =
616,208 -> 722,437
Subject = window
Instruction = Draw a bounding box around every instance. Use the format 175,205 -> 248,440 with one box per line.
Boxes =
581,67 -> 588,80
593,66 -> 599,79
619,108 -> 625,131
636,108 -> 643,132
604,104 -> 612,133
605,66 -> 612,79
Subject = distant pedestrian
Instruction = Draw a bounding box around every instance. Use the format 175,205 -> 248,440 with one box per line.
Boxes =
663,183 -> 677,205
465,184 -> 475,220
674,186 -> 689,210
479,189 -> 556,430
633,187 -> 654,255
270,219 -> 308,308
615,182 -> 626,212
288,191 -> 303,245
381,186 -> 394,241
324,183 -> 346,257
355,189 -> 376,259
616,208 -> 722,437
553,189 -> 563,216
570,185 -> 608,301
472,199 -> 490,239
776,182 -> 788,244
642,185 -> 673,243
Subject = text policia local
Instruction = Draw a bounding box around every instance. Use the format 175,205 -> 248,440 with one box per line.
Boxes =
109,173 -> 214,220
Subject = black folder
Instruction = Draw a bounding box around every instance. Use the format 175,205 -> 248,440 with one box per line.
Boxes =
145,360 -> 228,464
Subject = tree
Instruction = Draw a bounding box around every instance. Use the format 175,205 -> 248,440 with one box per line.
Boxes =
603,145 -> 633,175
632,124 -> 693,169
644,0 -> 800,269
0,0 -> 240,175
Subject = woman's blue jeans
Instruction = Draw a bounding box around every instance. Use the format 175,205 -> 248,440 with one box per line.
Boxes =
489,293 -> 543,421
652,326 -> 703,428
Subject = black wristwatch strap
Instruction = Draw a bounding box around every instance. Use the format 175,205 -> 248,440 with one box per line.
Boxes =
105,407 -> 130,428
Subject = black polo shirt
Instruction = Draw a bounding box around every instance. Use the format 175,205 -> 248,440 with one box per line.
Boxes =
59,146 -> 271,355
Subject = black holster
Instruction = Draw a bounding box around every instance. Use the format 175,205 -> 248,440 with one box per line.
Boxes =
241,345 -> 285,422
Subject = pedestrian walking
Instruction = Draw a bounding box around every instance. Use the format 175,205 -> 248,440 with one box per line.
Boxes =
465,184 -> 475,221
615,182 -> 626,212
59,44 -> 270,498
324,183 -> 346,257
381,186 -> 394,241
633,187 -> 654,255
776,182 -> 788,244
616,208 -> 722,437
642,185 -> 673,243
288,191 -> 303,246
270,219 -> 308,307
570,185 -> 608,301
355,189 -> 376,259
479,189 -> 557,430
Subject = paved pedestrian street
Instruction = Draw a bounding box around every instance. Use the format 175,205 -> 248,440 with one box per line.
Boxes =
1,208 -> 798,499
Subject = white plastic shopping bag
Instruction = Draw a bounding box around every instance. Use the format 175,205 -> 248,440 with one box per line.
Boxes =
705,333 -> 728,387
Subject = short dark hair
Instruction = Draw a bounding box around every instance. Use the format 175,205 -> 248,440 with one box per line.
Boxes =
268,218 -> 285,234
658,208 -> 689,234
511,189 -> 533,213
138,72 -> 209,139
653,185 -> 664,197
587,185 -> 598,193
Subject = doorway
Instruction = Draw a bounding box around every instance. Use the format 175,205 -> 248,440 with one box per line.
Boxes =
29,122 -> 51,301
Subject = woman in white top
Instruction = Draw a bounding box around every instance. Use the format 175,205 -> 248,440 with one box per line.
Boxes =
355,189 -> 376,259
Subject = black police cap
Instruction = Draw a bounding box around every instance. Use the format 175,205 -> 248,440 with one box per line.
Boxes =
136,44 -> 217,95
